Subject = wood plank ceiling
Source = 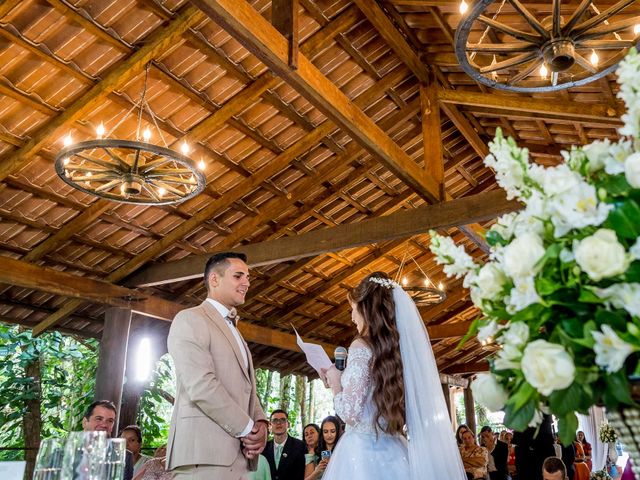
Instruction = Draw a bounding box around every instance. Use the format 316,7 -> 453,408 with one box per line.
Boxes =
0,0 -> 634,377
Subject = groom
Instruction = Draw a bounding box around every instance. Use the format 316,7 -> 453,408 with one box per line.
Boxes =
167,252 -> 267,480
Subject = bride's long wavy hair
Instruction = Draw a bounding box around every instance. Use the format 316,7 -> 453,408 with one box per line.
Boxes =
348,271 -> 405,436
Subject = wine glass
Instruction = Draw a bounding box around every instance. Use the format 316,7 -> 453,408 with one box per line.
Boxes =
101,438 -> 126,480
32,437 -> 65,480
60,431 -> 107,480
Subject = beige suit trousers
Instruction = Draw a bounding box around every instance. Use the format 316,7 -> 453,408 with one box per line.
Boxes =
171,450 -> 249,480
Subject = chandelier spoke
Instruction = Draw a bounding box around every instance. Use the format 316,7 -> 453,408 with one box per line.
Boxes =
479,51 -> 538,73
93,179 -> 122,193
552,0 -> 562,38
508,58 -> 543,84
576,16 -> 640,41
75,153 -> 123,172
478,15 -> 541,43
148,179 -> 188,197
573,52 -> 599,73
576,39 -> 635,49
507,0 -> 550,40
466,41 -> 538,53
100,147 -> 130,171
562,0 -> 593,35
569,0 -> 636,37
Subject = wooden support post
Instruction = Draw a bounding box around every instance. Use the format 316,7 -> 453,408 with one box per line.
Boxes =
464,385 -> 477,435
95,308 -> 132,436
441,383 -> 453,421
271,0 -> 299,68
420,81 -> 444,200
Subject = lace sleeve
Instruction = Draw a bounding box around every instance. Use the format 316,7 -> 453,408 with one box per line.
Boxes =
333,346 -> 372,426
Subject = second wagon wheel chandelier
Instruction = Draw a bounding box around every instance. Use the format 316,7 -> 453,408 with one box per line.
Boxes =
393,248 -> 446,307
54,64 -> 206,205
455,0 -> 640,92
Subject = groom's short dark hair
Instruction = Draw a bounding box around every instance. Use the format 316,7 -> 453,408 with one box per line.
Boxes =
270,409 -> 289,419
542,457 -> 567,479
204,252 -> 248,286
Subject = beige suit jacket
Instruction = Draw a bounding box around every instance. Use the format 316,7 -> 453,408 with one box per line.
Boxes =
166,300 -> 265,471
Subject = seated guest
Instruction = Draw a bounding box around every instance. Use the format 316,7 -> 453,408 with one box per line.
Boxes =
573,434 -> 590,480
263,410 -> 306,480
576,432 -> 592,471
120,425 -> 150,476
459,429 -> 489,480
542,456 -> 568,480
82,400 -> 133,480
457,424 -> 470,446
480,426 -> 508,480
305,416 -> 342,480
302,424 -> 321,472
133,445 -> 171,480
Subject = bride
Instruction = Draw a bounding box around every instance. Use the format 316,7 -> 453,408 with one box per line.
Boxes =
320,272 -> 466,479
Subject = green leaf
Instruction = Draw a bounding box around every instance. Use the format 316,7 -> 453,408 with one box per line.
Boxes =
457,317 -> 480,349
511,303 -> 545,322
486,230 -> 508,247
535,276 -> 562,296
625,261 -> 640,282
595,309 -> 627,331
504,400 -> 536,432
558,412 -> 579,445
578,288 -> 605,304
596,174 -> 632,197
605,199 -> 640,240
605,370 -> 636,405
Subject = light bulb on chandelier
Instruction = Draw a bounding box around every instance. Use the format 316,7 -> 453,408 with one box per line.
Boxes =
459,0 -> 468,14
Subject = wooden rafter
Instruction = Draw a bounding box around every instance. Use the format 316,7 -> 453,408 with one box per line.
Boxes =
190,0 -> 441,203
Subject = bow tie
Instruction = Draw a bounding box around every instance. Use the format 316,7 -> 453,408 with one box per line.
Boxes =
226,307 -> 238,326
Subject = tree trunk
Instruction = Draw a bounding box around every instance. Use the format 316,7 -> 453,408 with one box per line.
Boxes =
296,376 -> 307,427
23,350 -> 42,480
307,381 -> 315,424
279,374 -> 292,411
261,369 -> 274,410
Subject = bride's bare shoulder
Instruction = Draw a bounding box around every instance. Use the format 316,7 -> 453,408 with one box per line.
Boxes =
349,337 -> 370,350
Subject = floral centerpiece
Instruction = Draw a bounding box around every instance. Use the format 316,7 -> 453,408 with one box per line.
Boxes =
591,470 -> 613,480
599,423 -> 618,444
429,49 -> 640,444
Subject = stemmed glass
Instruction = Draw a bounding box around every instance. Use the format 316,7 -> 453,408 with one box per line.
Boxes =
101,438 -> 126,480
60,431 -> 107,480
32,438 -> 65,480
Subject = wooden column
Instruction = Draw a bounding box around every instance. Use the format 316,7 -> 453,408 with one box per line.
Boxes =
441,383 -> 453,421
95,307 -> 132,436
464,386 -> 477,434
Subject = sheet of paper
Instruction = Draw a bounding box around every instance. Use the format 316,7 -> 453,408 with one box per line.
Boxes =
0,461 -> 26,480
293,326 -> 332,375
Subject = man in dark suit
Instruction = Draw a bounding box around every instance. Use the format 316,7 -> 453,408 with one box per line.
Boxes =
480,426 -> 508,480
263,410 -> 306,480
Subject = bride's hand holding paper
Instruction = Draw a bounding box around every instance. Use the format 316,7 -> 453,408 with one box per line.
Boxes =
321,365 -> 342,393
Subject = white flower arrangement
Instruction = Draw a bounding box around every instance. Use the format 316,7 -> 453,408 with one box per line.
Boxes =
368,277 -> 399,289
599,423 -> 618,443
429,48 -> 640,444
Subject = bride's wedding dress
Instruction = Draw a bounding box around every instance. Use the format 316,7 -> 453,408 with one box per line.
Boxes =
322,345 -> 410,479
323,286 -> 467,480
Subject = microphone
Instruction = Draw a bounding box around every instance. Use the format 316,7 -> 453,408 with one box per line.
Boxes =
334,346 -> 348,371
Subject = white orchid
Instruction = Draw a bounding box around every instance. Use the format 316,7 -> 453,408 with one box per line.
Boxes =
428,231 -> 476,279
594,283 -> 640,318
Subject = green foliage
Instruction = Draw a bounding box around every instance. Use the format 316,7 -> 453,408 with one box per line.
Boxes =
0,323 -> 98,460
137,354 -> 175,449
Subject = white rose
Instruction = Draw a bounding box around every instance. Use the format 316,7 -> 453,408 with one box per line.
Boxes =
582,140 -> 610,172
471,373 -> 509,411
503,233 -> 545,279
574,229 -> 630,281
592,325 -> 636,373
625,152 -> 640,188
541,164 -> 581,196
470,263 -> 507,306
502,322 -> 529,347
521,340 -> 576,396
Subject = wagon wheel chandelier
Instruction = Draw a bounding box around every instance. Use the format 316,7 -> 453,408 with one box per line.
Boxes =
394,249 -> 446,306
455,0 -> 640,92
55,65 -> 206,205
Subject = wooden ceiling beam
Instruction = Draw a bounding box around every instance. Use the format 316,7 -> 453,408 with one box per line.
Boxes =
191,0 -> 441,203
438,88 -> 623,124
127,188 -> 518,287
443,361 -> 490,375
0,5 -> 204,182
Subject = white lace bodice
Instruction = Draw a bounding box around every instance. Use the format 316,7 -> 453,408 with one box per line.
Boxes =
333,345 -> 378,434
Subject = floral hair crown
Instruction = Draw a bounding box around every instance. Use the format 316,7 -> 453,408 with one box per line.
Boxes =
368,277 -> 399,289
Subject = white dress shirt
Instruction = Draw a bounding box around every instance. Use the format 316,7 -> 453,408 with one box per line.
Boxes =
206,298 -> 253,437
